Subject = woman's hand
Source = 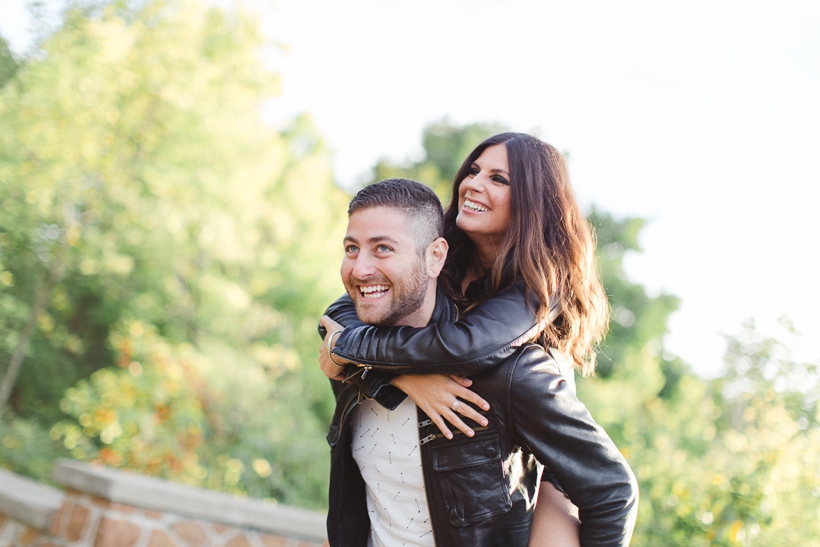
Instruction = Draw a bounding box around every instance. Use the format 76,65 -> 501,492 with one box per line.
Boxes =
318,315 -> 350,381
391,374 -> 490,439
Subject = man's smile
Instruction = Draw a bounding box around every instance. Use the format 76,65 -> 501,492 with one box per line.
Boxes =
359,284 -> 390,299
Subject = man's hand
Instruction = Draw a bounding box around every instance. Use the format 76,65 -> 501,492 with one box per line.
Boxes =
391,374 -> 490,439
319,315 -> 350,381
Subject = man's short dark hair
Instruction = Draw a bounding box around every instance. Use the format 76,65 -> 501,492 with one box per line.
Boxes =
348,179 -> 444,250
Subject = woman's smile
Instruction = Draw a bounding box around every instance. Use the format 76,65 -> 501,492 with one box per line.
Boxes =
462,198 -> 490,213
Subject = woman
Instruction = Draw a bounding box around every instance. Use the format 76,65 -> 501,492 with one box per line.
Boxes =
319,133 -> 609,546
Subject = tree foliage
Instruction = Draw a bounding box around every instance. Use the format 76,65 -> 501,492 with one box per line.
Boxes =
367,118 -> 508,200
0,0 -> 346,508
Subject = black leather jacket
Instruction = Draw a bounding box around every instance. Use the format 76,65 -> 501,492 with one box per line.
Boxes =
326,279 -> 558,410
323,285 -> 638,547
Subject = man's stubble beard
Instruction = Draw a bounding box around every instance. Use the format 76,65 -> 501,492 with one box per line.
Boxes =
349,259 -> 428,328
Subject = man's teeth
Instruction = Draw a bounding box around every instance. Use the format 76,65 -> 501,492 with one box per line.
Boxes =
464,199 -> 489,212
360,285 -> 389,298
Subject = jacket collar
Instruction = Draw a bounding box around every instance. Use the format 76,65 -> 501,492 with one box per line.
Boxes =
430,282 -> 459,324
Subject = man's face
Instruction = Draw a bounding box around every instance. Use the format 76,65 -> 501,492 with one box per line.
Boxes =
341,207 -> 429,327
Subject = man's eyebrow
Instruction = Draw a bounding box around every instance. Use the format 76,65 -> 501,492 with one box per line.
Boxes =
342,235 -> 400,245
367,236 -> 400,245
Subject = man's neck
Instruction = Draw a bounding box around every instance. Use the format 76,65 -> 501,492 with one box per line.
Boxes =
392,281 -> 439,328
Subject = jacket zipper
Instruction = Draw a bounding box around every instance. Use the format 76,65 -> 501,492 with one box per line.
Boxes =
418,415 -> 438,547
419,425 -> 490,446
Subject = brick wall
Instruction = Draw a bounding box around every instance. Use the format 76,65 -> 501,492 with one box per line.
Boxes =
0,514 -> 54,547
0,462 -> 326,547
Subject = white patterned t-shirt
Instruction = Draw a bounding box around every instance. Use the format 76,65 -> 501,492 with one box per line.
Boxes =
350,397 -> 434,547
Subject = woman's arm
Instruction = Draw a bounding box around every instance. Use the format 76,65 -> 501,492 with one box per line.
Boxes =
329,279 -> 559,376
318,294 -> 408,409
322,336 -> 491,438
318,296 -> 490,438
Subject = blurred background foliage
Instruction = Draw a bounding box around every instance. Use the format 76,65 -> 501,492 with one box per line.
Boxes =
1,0 -> 818,543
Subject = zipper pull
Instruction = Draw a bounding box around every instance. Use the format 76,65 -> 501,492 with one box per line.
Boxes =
418,419 -> 432,428
419,434 -> 437,446
360,364 -> 372,379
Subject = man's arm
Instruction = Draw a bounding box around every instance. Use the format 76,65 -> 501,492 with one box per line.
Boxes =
509,346 -> 638,547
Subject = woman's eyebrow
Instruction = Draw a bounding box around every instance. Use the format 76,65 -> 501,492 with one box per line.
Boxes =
473,161 -> 510,175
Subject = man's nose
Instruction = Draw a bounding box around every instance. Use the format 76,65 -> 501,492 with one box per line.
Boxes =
351,255 -> 377,279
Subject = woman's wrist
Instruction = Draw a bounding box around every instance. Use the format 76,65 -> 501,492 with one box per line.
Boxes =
327,329 -> 347,367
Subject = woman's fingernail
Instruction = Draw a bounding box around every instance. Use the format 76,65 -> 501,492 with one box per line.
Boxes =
467,429 -> 474,437
481,419 -> 488,426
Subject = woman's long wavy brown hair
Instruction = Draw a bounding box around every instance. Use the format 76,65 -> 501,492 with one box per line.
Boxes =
442,133 -> 608,375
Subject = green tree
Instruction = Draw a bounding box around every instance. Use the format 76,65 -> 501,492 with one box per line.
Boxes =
368,118 -> 508,199
0,0 -> 347,507
0,36 -> 18,87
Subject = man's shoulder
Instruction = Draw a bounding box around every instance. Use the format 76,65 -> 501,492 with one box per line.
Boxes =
479,344 -> 575,393
468,344 -> 554,385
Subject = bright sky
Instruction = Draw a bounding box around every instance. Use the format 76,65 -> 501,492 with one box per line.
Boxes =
2,0 -> 819,377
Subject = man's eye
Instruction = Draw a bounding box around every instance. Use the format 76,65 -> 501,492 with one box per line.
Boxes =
376,245 -> 392,253
345,245 -> 359,253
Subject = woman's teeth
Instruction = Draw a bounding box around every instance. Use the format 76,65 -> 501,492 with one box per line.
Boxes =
464,199 -> 488,212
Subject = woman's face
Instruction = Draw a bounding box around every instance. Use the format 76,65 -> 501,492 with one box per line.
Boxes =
455,144 -> 512,248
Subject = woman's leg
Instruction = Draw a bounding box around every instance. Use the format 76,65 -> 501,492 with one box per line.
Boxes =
528,482 -> 581,547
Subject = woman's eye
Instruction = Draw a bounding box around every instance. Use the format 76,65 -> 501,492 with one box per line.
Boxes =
468,166 -> 480,176
492,175 -> 510,185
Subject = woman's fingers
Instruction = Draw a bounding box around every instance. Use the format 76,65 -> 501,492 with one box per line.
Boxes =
429,413 -> 454,440
452,398 -> 489,427
320,315 -> 343,334
318,319 -> 346,380
455,382 -> 490,412
434,391 -> 487,436
392,375 -> 490,439
436,411 -> 471,439
450,375 -> 473,387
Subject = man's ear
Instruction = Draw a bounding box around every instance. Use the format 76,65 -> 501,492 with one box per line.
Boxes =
426,237 -> 448,279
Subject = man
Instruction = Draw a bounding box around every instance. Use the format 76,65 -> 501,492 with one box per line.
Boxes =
321,179 -> 637,547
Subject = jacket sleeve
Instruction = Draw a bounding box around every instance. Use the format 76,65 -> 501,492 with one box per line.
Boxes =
321,294 -> 408,410
509,346 -> 638,547
331,279 -> 558,376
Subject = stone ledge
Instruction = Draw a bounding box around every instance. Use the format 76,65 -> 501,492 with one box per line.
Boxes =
0,468 -> 65,530
52,459 -> 326,542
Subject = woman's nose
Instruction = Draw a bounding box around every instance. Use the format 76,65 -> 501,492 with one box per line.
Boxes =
462,175 -> 485,194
